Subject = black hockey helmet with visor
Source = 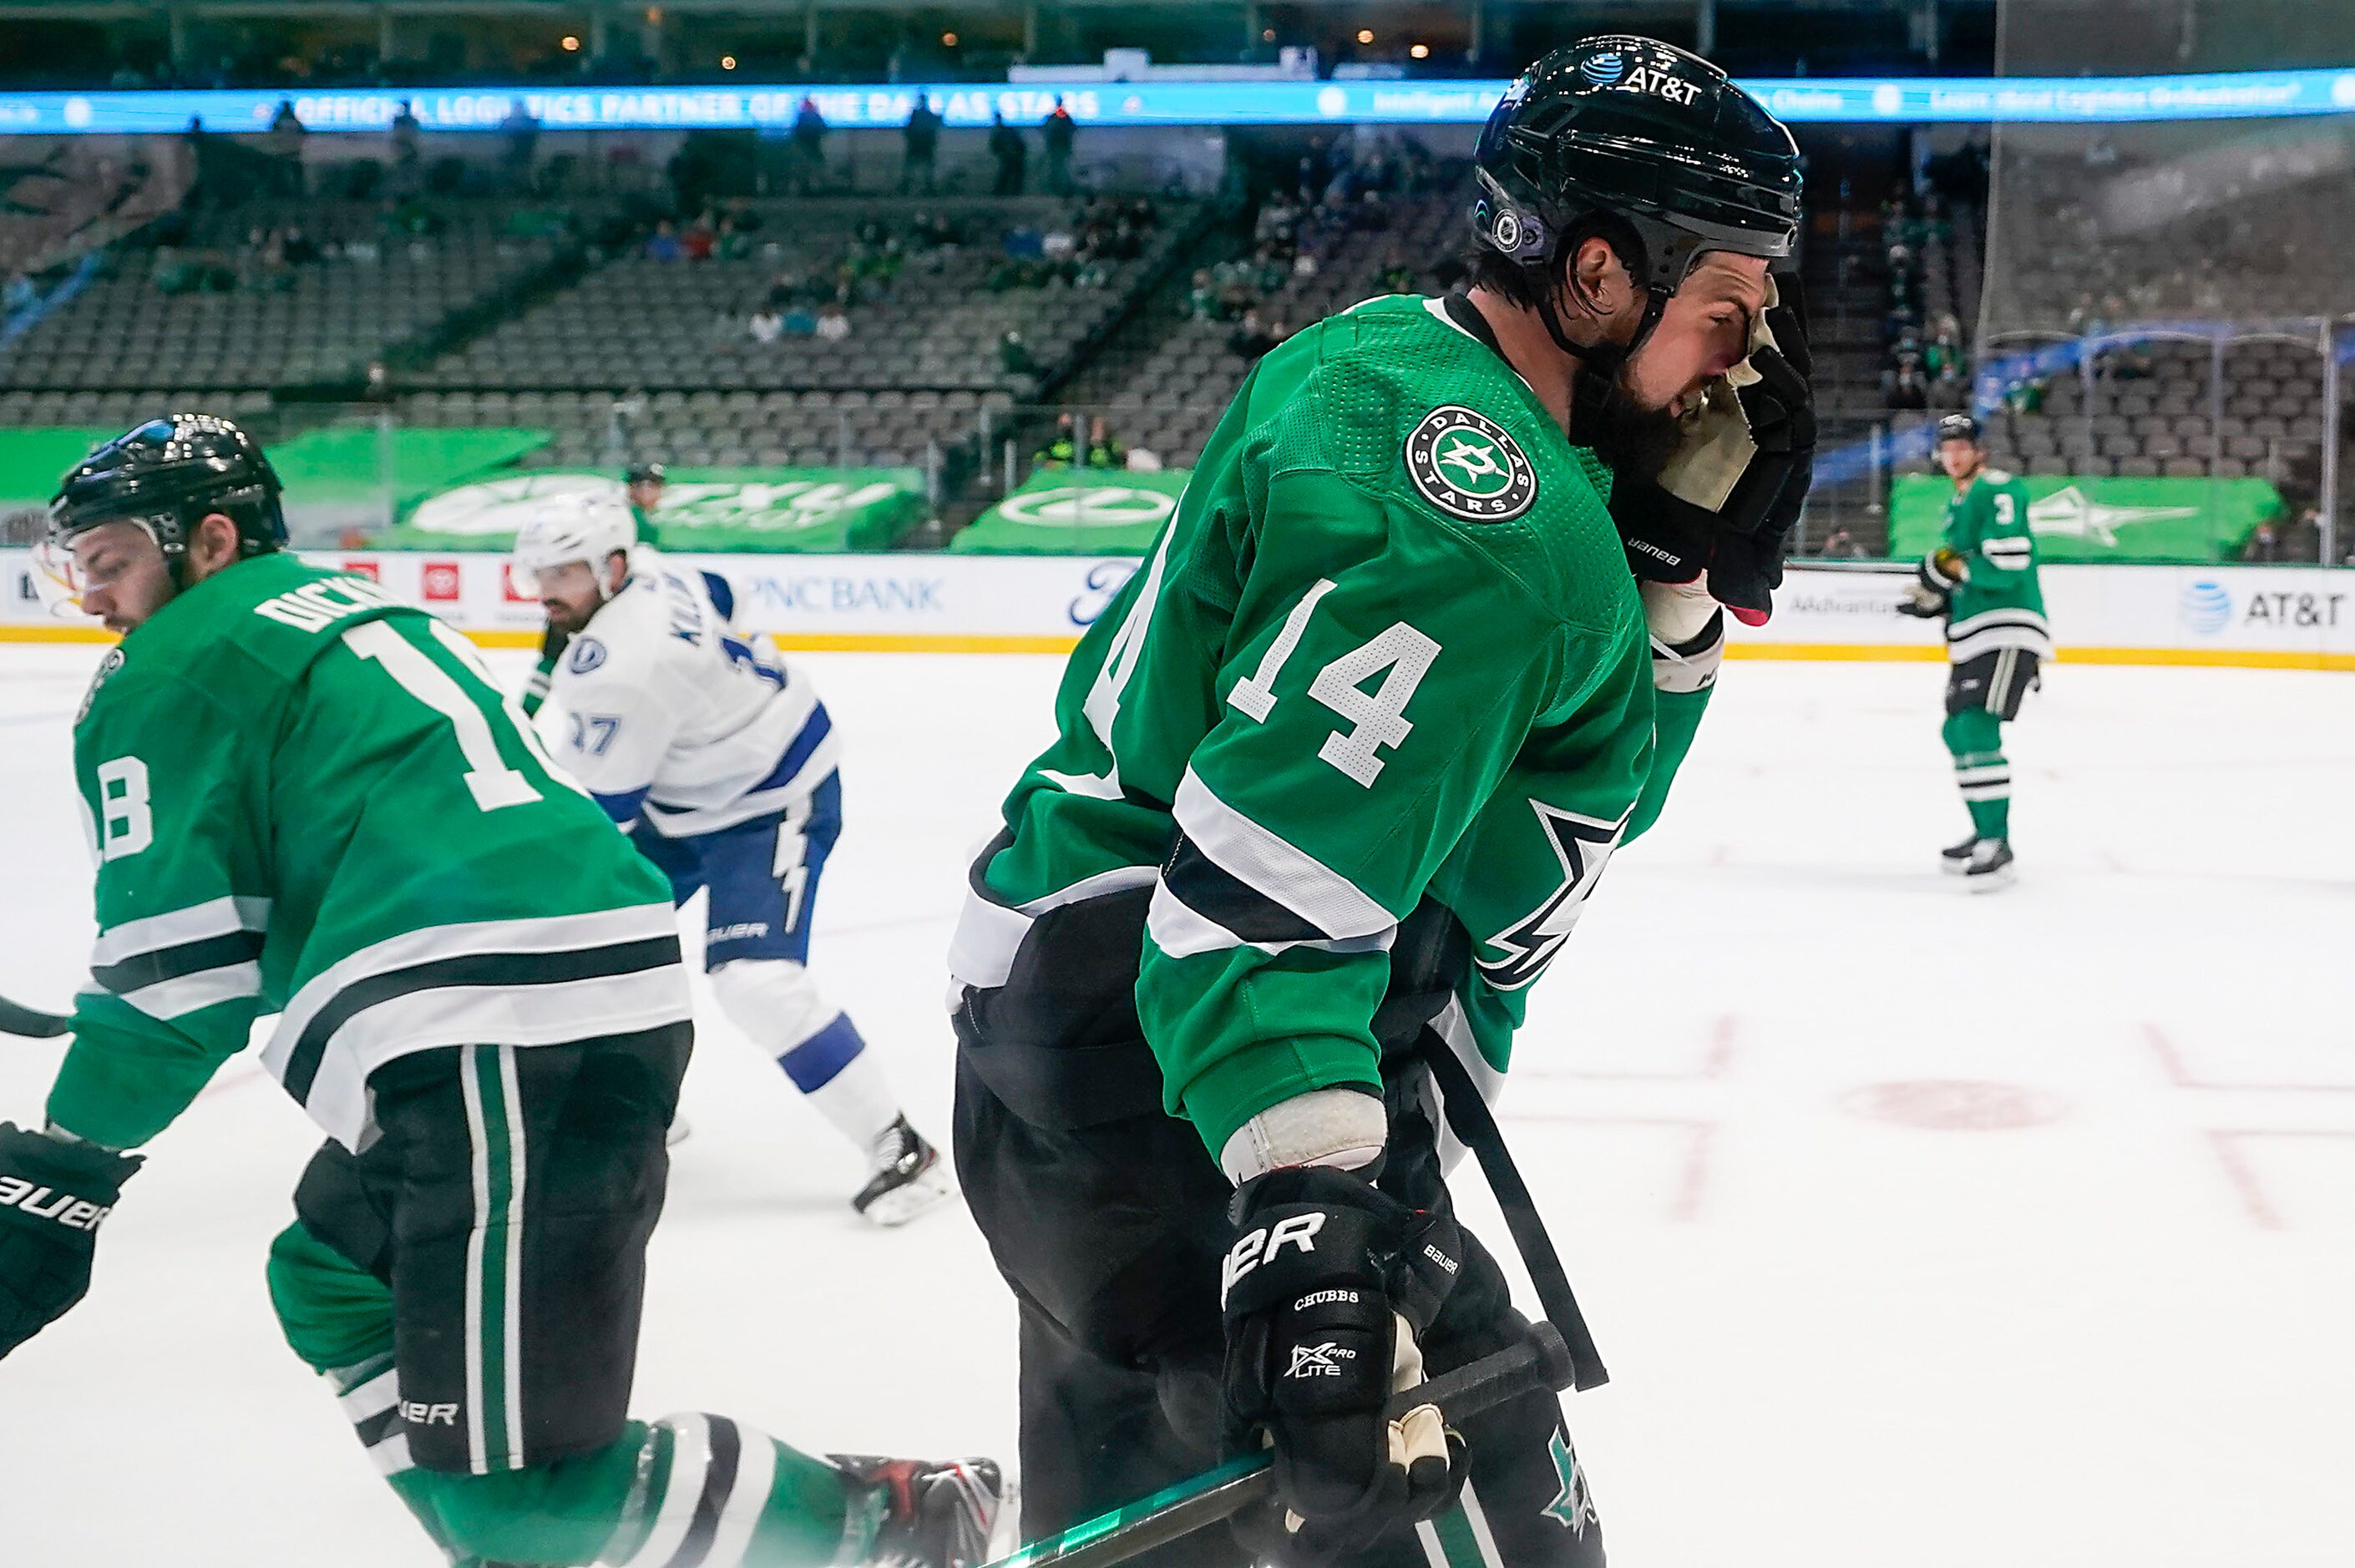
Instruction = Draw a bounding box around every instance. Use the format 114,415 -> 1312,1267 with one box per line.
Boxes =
1472,36 -> 1802,367
49,413 -> 288,585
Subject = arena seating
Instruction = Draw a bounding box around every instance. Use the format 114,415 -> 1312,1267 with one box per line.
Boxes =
403,195 -> 1190,470
0,154 -> 2339,559
0,199 -> 571,394
1050,188 -> 1463,468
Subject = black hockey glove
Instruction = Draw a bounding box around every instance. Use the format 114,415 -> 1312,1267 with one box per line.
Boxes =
1611,281 -> 1816,624
1220,1166 -> 1465,1566
0,1121 -> 141,1359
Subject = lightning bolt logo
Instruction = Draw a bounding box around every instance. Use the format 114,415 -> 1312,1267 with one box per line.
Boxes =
1475,800 -> 1628,991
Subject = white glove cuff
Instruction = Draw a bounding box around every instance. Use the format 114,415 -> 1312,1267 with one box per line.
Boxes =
1645,580 -> 1726,695
1219,1087 -> 1388,1185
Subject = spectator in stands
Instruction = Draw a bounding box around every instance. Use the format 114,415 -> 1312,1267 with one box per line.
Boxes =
267,99 -> 306,195
1816,526 -> 1858,557
1035,414 -> 1080,469
1228,308 -> 1283,361
1186,269 -> 1218,320
1085,417 -> 1126,470
1378,254 -> 1416,294
683,214 -> 717,261
748,306 -> 783,344
989,110 -> 1026,196
2242,520 -> 2282,564
1887,358 -> 1928,411
1041,98 -> 1077,196
816,302 -> 851,341
645,221 -> 683,262
790,97 -> 828,195
908,210 -> 963,250
392,101 -> 423,179
499,99 -> 539,189
782,302 -> 818,336
902,94 -> 943,195
1000,330 -> 1036,379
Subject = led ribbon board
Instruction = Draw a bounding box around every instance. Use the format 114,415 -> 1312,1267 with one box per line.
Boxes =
6,69 -> 2355,135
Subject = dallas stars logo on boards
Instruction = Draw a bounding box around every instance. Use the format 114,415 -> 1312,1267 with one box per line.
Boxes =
1405,405 -> 1538,524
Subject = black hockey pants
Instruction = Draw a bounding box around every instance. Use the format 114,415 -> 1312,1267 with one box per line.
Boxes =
950,897 -> 1606,1568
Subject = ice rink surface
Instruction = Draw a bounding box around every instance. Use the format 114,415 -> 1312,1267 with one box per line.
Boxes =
1,640 -> 2350,1566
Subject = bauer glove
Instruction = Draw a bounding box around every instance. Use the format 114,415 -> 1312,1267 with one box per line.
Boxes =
1220,1166 -> 1465,1566
1611,276 -> 1816,625
0,1121 -> 141,1359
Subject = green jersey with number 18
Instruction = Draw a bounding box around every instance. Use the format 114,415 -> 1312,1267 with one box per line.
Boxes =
52,551 -> 690,1154
950,292 -> 1714,1160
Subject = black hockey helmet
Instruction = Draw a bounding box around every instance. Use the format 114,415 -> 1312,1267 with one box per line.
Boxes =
50,413 -> 287,575
624,461 -> 666,486
1936,412 -> 1983,446
1473,37 -> 1802,357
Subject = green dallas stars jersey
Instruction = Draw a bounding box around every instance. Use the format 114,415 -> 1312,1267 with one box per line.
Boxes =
51,551 -> 689,1154
1927,468 -> 2049,663
950,292 -> 1713,1160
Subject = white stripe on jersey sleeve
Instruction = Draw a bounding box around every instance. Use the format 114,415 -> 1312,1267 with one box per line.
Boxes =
1172,767 -> 1394,941
115,961 -> 262,1021
91,895 -> 271,968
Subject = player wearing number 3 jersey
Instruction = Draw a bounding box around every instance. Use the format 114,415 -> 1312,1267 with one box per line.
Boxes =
951,37 -> 1812,1568
515,493 -> 952,1225
0,416 -> 1004,1568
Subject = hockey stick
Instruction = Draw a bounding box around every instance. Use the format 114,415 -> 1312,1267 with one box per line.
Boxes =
0,995 -> 70,1039
980,1322 -> 1577,1568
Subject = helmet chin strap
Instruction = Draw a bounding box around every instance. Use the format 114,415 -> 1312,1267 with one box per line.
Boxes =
1529,265 -> 1674,448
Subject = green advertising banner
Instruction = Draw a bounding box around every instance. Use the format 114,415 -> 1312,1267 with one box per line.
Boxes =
383,467 -> 926,554
271,426 -> 554,524
953,467 -> 1189,555
0,428 -> 123,511
1890,473 -> 2286,564
0,424 -> 554,533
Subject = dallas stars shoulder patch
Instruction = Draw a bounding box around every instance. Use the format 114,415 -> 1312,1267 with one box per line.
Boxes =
1404,405 -> 1538,524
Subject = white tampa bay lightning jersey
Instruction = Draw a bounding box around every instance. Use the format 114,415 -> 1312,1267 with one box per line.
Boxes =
550,560 -> 838,837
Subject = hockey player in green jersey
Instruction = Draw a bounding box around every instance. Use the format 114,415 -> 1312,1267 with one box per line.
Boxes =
950,37 -> 1813,1568
1899,412 -> 2049,888
0,416 -> 1003,1567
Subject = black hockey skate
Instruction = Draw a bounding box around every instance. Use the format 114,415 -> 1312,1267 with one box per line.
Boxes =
1939,835 -> 1978,876
832,1454 -> 1009,1568
852,1115 -> 953,1227
1962,837 -> 2015,892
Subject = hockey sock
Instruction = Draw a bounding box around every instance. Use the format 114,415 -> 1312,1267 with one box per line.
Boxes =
1942,708 -> 2009,842
385,1417 -> 852,1568
787,1019 -> 904,1156
588,1415 -> 853,1568
710,961 -> 905,1155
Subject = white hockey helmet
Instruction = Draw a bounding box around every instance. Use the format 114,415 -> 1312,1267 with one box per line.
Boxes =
511,488 -> 637,587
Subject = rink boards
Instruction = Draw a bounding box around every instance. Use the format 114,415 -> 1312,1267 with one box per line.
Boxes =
3,549 -> 2348,669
